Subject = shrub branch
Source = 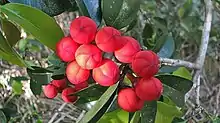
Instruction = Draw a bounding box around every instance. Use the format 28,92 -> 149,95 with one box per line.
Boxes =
159,58 -> 199,69
193,0 -> 213,105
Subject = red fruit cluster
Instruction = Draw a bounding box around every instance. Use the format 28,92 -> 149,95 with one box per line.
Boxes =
53,16 -> 163,111
56,16 -> 121,87
43,78 -> 88,103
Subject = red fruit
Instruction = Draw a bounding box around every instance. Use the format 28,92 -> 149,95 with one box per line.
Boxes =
132,50 -> 159,78
75,81 -> 89,91
66,61 -> 90,85
115,36 -> 141,63
70,16 -> 97,44
135,77 -> 163,101
51,79 -> 67,92
56,36 -> 79,62
62,87 -> 78,103
117,88 -> 144,112
92,59 -> 119,86
95,27 -> 125,52
43,84 -> 58,99
75,44 -> 102,69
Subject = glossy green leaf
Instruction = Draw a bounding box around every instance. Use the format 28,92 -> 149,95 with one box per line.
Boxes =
130,111 -> 141,123
126,18 -> 137,31
46,54 -> 66,78
2,103 -> 18,120
156,74 -> 193,94
27,67 -> 52,95
30,79 -> 42,95
177,0 -> 193,19
102,0 -> 141,29
0,31 -> 31,67
0,26 -> 13,53
155,99 -> 182,123
75,83 -> 108,104
11,76 -> 29,81
153,33 -> 167,53
0,110 -> 7,123
83,0 -> 102,26
143,23 -> 154,48
47,53 -> 63,67
106,96 -> 118,113
213,117 -> 220,123
162,84 -> 185,107
79,83 -> 118,123
0,3 -> 64,50
172,117 -> 187,123
141,101 -> 157,123
173,67 -> 192,80
159,66 -> 179,73
97,109 -> 129,123
156,74 -> 193,107
1,19 -> 20,46
11,80 -> 23,95
157,35 -> 175,58
129,112 -> 135,123
18,39 -> 28,51
8,0 -> 73,16
152,17 -> 168,52
75,0 -> 89,16
74,0 -> 102,25
0,49 -> 25,67
154,17 -> 167,32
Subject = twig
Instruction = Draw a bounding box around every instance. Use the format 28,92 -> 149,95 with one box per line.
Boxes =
76,110 -> 86,123
192,0 -> 213,106
48,103 -> 67,123
159,58 -> 199,69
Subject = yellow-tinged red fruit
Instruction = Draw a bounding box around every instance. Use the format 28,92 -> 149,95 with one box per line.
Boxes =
43,84 -> 58,99
135,77 -> 163,101
75,44 -> 102,69
61,87 -> 78,103
95,27 -> 125,52
66,61 -> 90,85
51,79 -> 67,92
92,59 -> 119,86
56,36 -> 79,62
70,16 -> 97,44
115,36 -> 141,63
75,81 -> 89,91
117,88 -> 144,112
132,50 -> 159,78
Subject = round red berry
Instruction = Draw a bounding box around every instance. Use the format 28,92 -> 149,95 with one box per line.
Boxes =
117,88 -> 144,112
135,77 -> 163,101
115,36 -> 141,63
75,44 -> 102,69
66,61 -> 90,84
95,27 -> 125,52
62,87 -> 78,103
92,59 -> 119,86
132,50 -> 159,78
51,79 -> 67,92
70,16 -> 97,44
56,36 -> 79,62
43,84 -> 58,99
